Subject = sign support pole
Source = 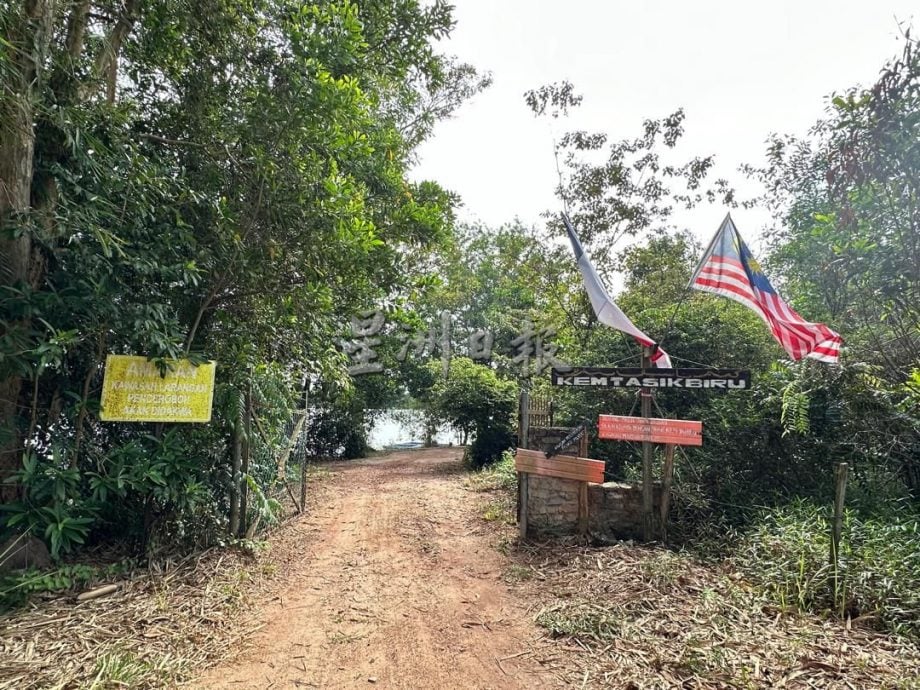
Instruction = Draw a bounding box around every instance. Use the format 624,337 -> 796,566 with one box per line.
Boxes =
229,401 -> 242,536
578,432 -> 589,537
641,347 -> 654,542
300,381 -> 310,513
518,388 -> 530,540
660,444 -> 675,543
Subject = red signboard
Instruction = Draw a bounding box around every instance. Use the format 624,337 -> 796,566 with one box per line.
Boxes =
514,449 -> 605,483
598,415 -> 703,446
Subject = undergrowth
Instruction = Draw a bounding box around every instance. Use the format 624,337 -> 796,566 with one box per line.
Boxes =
537,602 -> 622,642
465,446 -> 920,643
465,449 -> 516,493
731,500 -> 920,639
0,560 -> 137,612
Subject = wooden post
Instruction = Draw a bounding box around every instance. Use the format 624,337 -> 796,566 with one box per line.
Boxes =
577,429 -> 590,537
520,388 -> 530,450
640,347 -> 654,542
660,444 -> 675,543
300,384 -> 310,513
228,397 -> 242,536
577,482 -> 589,536
519,473 -> 529,539
238,381 -> 252,537
518,388 -> 530,539
277,410 -> 306,483
830,462 -> 849,596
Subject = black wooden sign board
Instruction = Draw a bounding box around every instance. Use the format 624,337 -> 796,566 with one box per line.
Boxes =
545,421 -> 589,458
551,367 -> 751,390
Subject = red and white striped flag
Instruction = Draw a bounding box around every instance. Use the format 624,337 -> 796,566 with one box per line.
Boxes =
563,214 -> 672,367
690,215 -> 842,363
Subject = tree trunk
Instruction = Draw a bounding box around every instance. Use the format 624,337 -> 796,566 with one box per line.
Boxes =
0,0 -> 53,500
1,2 -> 144,496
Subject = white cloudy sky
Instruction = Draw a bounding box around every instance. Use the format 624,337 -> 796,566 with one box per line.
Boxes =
410,1 -> 916,249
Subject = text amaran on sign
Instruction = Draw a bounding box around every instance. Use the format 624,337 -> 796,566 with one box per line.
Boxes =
598,415 -> 702,446
100,355 -> 216,423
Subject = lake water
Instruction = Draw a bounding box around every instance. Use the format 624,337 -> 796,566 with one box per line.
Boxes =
366,409 -> 459,450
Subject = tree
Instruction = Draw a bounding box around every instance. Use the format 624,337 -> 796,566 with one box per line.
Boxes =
747,35 -> 920,495
430,358 -> 516,468
0,0 -> 486,553
526,81 -> 734,259
751,36 -> 920,380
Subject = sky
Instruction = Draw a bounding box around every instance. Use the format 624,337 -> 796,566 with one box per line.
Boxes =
410,0 -> 916,251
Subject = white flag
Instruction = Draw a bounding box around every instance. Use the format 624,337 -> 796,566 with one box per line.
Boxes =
563,214 -> 671,367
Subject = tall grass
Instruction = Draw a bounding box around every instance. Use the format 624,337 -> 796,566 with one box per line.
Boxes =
466,449 -> 517,492
732,500 -> 920,638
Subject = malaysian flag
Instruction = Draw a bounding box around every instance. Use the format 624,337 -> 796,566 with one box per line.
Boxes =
690,215 -> 842,363
563,214 -> 672,367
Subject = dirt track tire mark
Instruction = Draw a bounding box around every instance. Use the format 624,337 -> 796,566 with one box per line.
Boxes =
191,449 -> 554,689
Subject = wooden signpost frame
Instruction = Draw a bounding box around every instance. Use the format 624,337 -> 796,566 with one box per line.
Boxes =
520,348 -> 711,543
516,425 -> 594,540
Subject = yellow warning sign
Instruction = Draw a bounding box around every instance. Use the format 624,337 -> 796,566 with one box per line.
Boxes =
100,355 -> 216,423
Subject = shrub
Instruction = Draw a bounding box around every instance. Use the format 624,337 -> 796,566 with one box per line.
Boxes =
468,449 -> 517,492
430,358 -> 516,468
469,425 -> 514,469
732,501 -> 920,638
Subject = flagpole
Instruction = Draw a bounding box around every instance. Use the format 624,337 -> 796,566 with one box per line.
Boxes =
659,212 -> 733,354
640,346 -> 654,542
657,288 -> 691,354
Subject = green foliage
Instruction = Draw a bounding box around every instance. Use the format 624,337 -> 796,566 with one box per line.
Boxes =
429,358 -> 516,468
469,424 -> 515,471
751,38 -> 919,382
527,81 -> 733,259
0,560 -> 134,612
243,475 -> 282,531
780,380 -> 811,436
468,449 -> 517,493
1,451 -> 93,559
307,385 -> 370,459
1,0 -> 485,559
733,502 -> 920,638
751,36 -> 920,490
88,650 -> 172,689
536,604 -> 622,642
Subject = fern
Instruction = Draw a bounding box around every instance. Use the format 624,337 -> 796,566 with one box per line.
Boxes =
781,384 -> 811,435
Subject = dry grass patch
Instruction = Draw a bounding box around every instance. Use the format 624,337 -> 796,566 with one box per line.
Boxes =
0,473 -> 339,690
0,546 -> 279,690
510,541 -> 920,689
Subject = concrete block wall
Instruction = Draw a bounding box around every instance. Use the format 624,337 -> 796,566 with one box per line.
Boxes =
589,482 -> 662,542
523,424 -> 662,541
524,426 -> 585,537
526,474 -> 582,537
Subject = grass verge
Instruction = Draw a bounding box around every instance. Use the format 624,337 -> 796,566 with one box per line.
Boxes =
730,500 -> 920,639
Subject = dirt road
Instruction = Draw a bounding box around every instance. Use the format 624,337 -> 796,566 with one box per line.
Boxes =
193,448 -> 554,689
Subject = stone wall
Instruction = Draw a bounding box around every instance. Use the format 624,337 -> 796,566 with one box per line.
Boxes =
589,482 -> 662,542
523,426 -> 587,538
526,474 -> 582,537
522,425 -> 662,542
